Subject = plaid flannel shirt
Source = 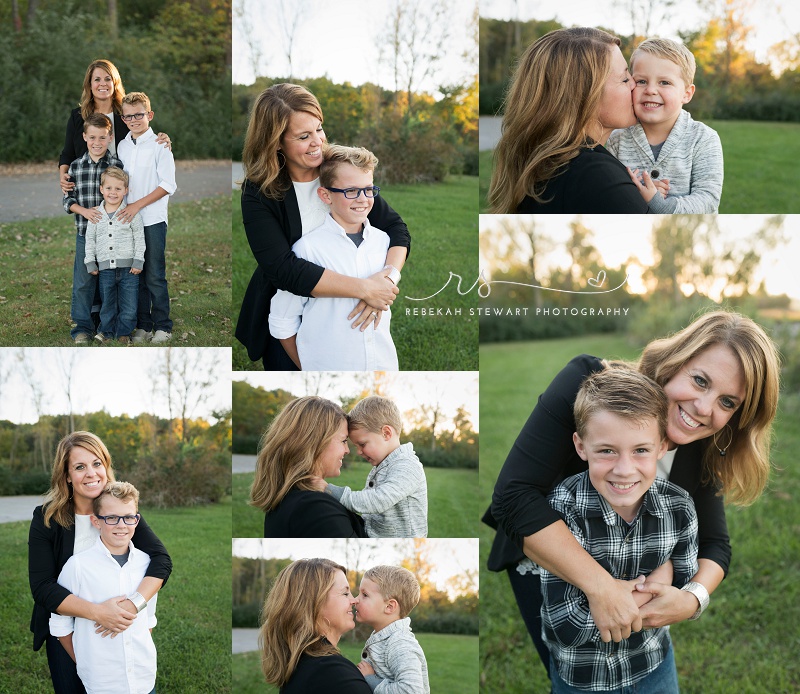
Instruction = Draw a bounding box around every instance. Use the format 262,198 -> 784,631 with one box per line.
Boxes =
63,151 -> 124,236
541,472 -> 698,690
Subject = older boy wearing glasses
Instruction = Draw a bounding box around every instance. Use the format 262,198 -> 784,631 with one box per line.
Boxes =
269,144 -> 399,370
50,482 -> 159,694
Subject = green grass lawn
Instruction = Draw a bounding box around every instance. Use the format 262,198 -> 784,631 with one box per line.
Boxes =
0,194 -> 232,346
233,462 -> 479,538
232,176 -> 480,371
478,120 -> 800,213
234,632 -> 478,693
1,499 -> 232,693
479,335 -> 800,694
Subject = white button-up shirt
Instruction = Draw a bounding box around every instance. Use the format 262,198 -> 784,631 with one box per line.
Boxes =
50,537 -> 158,694
269,214 -> 399,371
118,127 -> 177,226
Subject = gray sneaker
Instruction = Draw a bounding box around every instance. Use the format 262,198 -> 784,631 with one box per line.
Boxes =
151,330 -> 172,344
132,329 -> 153,344
94,333 -> 110,344
74,332 -> 92,345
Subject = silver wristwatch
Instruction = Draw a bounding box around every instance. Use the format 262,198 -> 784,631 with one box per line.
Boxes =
681,581 -> 709,620
127,591 -> 148,613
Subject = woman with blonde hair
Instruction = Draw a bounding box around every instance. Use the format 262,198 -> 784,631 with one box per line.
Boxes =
236,83 -> 411,370
488,27 -> 653,213
28,431 -> 172,694
484,310 -> 780,679
261,558 -> 371,692
250,396 -> 366,537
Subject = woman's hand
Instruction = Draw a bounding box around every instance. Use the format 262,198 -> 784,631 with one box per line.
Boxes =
627,167 -> 658,202
155,131 -> 172,151
586,577 -> 644,642
357,660 -> 375,677
637,582 -> 699,628
348,301 -> 383,331
360,268 -> 400,311
60,170 -> 75,195
91,596 -> 136,637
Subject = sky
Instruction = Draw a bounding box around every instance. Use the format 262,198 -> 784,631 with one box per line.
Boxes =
480,0 -> 800,69
233,538 -> 478,596
232,0 -> 477,91
479,214 -> 800,301
0,348 -> 232,425
233,371 -> 480,432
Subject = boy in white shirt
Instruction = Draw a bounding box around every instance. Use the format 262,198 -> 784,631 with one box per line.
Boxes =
268,144 -> 399,370
117,91 -> 177,344
50,482 -> 158,694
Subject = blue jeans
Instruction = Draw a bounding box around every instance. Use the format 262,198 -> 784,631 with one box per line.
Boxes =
551,644 -> 679,694
98,267 -> 139,338
71,234 -> 100,338
46,634 -> 87,694
138,222 -> 172,332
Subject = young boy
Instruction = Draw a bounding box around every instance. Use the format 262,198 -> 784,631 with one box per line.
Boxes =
49,482 -> 158,694
607,37 -> 723,213
539,369 -> 700,692
84,166 -> 145,344
321,395 -> 427,538
355,565 -> 430,694
63,113 -> 124,344
116,92 -> 177,344
268,144 -> 399,371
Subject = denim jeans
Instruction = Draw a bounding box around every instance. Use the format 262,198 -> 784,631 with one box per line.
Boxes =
138,221 -> 172,332
98,267 -> 139,338
46,634 -> 87,694
551,643 -> 680,694
71,234 -> 100,338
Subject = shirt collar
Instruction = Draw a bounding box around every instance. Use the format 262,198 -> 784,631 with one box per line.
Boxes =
323,212 -> 372,238
128,127 -> 155,145
364,617 -> 411,646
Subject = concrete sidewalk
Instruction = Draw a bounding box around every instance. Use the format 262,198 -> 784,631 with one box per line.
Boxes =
0,495 -> 45,523
233,454 -> 257,474
233,628 -> 259,654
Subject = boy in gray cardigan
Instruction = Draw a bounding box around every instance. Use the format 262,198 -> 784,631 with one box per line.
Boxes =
84,166 -> 145,344
607,37 -> 723,213
318,396 -> 428,538
355,565 -> 430,694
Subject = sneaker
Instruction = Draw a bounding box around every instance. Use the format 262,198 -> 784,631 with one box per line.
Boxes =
132,329 -> 153,344
73,332 -> 91,345
118,335 -> 132,346
151,330 -> 172,344
94,333 -> 110,344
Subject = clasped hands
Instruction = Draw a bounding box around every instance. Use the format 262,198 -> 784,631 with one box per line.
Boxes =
348,267 -> 399,331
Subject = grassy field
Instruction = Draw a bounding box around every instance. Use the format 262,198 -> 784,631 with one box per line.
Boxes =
0,194 -> 232,346
478,120 -> 800,213
232,176 -> 480,371
233,632 -> 479,693
233,461 -> 479,538
479,335 -> 800,694
1,499 -> 232,693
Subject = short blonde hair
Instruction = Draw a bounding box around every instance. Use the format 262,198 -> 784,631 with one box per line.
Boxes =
101,166 -> 129,187
631,37 -> 696,86
84,113 -> 112,134
364,565 -> 420,618
319,144 -> 378,189
122,91 -> 151,112
348,396 -> 402,435
93,481 -> 140,517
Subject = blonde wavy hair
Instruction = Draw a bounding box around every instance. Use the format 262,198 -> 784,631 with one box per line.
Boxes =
260,558 -> 347,686
488,27 -> 620,213
241,83 -> 324,199
42,431 -> 116,529
637,311 -> 780,505
80,59 -> 125,120
249,397 -> 347,512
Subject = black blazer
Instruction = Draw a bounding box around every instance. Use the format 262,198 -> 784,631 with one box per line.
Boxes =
28,504 -> 172,651
264,488 -> 367,538
281,651 -> 372,694
483,354 -> 731,574
59,107 -> 129,168
517,145 -> 650,213
235,179 -> 412,363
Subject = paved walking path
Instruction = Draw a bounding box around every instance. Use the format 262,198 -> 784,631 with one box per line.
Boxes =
0,495 -> 44,523
233,454 -> 257,474
480,115 -> 502,151
233,628 -> 259,654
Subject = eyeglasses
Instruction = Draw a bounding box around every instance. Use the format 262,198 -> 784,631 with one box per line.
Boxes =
325,186 -> 381,199
95,514 -> 141,526
120,113 -> 147,122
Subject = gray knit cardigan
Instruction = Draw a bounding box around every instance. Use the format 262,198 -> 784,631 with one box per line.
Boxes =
362,617 -> 430,694
84,201 -> 145,273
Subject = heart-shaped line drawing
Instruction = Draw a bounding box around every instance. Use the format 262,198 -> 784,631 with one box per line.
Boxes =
588,270 -> 606,288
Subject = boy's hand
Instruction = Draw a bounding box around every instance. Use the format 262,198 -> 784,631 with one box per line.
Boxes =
638,582 -> 699,628
78,206 -> 102,224
357,660 -> 375,676
627,168 -> 658,203
652,178 -> 670,198
130,268 -> 142,275
349,301 -> 383,331
117,203 -> 141,224
60,171 -> 75,194
90,270 -> 99,276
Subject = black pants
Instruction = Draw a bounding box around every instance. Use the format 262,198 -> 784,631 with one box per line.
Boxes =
262,334 -> 300,371
507,567 -> 551,680
45,635 -> 86,694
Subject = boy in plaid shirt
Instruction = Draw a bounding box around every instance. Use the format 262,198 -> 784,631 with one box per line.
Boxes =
63,112 -> 123,343
539,369 -> 698,693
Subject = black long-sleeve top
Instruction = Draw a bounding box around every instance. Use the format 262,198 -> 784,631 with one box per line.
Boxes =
235,179 -> 412,363
483,354 -> 731,575
281,651 -> 372,693
59,107 -> 128,169
28,504 -> 172,651
264,488 -> 367,538
517,145 -> 650,214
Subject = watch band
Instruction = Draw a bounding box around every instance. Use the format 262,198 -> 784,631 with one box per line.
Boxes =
681,581 -> 709,620
127,591 -> 147,613
383,264 -> 401,285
